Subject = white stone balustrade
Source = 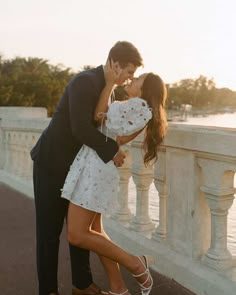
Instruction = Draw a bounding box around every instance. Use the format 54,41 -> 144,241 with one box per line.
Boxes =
198,158 -> 236,271
130,135 -> 155,232
0,107 -> 236,295
152,148 -> 167,241
114,146 -> 133,223
0,107 -> 49,196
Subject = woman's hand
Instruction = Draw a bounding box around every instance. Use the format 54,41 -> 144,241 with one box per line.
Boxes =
104,59 -> 122,87
94,60 -> 122,122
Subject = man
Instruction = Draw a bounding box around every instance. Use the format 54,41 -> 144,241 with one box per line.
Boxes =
31,41 -> 143,295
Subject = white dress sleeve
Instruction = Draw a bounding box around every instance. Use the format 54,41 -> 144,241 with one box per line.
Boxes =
105,97 -> 152,136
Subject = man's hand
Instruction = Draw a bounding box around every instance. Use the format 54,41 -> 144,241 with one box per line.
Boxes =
112,148 -> 126,167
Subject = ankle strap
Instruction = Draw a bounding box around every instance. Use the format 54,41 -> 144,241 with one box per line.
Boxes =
132,267 -> 149,278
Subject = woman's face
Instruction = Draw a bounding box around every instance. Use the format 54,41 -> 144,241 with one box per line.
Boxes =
125,73 -> 148,98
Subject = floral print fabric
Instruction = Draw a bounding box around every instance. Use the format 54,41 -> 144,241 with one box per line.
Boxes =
61,97 -> 152,215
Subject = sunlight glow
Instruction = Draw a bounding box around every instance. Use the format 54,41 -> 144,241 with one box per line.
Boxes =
0,0 -> 235,90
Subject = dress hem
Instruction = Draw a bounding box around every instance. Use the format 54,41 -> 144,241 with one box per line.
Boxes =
62,194 -> 114,216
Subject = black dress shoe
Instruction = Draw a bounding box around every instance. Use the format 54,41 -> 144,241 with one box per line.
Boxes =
72,283 -> 108,295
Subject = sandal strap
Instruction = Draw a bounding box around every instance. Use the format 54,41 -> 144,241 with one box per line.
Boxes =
135,271 -> 153,290
139,272 -> 151,287
132,255 -> 153,293
132,256 -> 149,278
132,267 -> 148,278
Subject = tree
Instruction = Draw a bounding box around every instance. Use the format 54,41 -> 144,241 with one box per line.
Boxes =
0,57 -> 74,116
1,56 -> 236,113
167,75 -> 216,109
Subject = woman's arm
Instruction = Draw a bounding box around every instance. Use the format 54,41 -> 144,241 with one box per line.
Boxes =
94,82 -> 113,122
94,59 -> 122,123
117,128 -> 144,145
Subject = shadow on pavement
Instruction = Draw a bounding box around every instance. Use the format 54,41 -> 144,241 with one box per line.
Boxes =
0,182 -> 195,295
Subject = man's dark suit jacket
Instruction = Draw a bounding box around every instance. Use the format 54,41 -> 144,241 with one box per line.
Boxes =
30,65 -> 119,174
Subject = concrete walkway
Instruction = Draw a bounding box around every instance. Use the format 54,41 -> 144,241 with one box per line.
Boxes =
0,182 -> 196,295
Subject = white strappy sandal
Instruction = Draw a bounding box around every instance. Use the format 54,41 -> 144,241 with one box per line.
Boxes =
108,290 -> 129,295
132,255 -> 154,295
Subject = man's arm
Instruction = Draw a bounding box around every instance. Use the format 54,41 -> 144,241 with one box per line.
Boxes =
68,75 -> 118,163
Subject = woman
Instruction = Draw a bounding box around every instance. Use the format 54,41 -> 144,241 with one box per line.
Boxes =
61,62 -> 167,295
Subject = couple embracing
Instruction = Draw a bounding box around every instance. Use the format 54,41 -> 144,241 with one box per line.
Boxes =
31,41 -> 167,295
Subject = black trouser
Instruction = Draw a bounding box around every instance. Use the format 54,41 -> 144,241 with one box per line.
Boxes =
33,162 -> 93,295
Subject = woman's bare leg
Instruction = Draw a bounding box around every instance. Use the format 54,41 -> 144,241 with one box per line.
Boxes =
67,203 -> 152,289
91,213 -> 130,294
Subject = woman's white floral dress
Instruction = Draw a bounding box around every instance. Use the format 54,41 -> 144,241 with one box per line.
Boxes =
61,97 -> 152,215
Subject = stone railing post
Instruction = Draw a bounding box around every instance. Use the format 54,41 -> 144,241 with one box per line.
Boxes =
0,119 -> 4,169
11,132 -> 20,175
15,133 -> 23,176
113,147 -> 133,222
198,158 -> 236,270
152,149 -> 167,241
129,135 -> 155,232
21,133 -> 32,179
5,132 -> 14,173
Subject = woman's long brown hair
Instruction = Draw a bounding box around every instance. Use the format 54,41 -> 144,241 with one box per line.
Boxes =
141,73 -> 168,165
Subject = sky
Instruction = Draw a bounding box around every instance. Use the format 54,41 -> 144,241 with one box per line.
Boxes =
0,0 -> 236,90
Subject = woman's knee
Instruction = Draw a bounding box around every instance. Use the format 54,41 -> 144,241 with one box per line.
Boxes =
67,229 -> 86,247
67,203 -> 96,246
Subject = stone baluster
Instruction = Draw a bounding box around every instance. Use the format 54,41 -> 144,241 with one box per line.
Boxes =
198,158 -> 236,270
29,134 -> 37,175
130,137 -> 155,232
6,132 -> 14,173
113,147 -> 133,222
0,121 -> 4,169
12,131 -> 23,177
5,132 -> 11,173
152,150 -> 167,241
2,131 -> 9,171
26,133 -> 35,179
15,132 -> 23,176
12,132 -> 19,175
19,133 -> 26,178
7,132 -> 13,173
23,133 -> 32,179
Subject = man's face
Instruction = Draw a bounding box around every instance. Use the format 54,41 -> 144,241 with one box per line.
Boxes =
115,63 -> 138,86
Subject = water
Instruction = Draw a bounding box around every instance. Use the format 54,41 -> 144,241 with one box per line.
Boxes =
128,112 -> 236,256
177,112 -> 236,129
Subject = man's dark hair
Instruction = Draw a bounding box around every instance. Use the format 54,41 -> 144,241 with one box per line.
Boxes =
108,41 -> 143,68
